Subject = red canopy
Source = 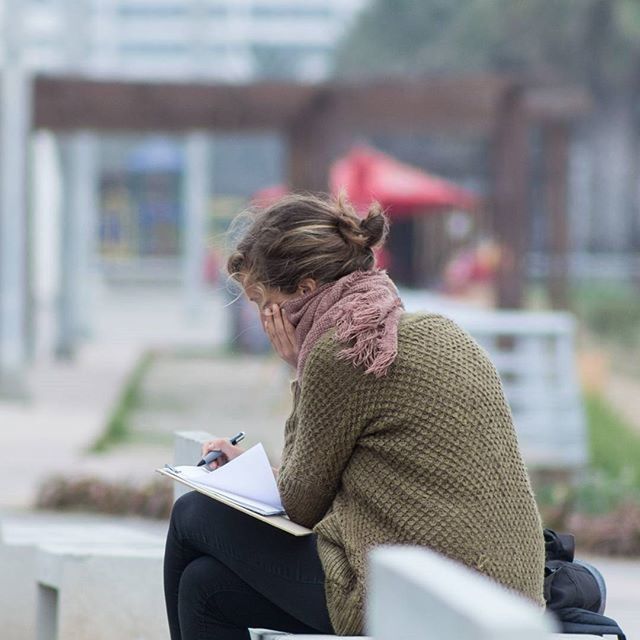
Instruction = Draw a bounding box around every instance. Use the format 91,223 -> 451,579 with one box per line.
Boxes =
251,183 -> 289,207
329,145 -> 478,217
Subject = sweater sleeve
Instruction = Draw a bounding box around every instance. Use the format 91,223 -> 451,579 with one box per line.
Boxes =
278,334 -> 365,528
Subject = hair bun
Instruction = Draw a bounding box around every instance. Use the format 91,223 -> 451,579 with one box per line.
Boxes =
335,194 -> 389,252
334,194 -> 368,249
360,202 -> 389,249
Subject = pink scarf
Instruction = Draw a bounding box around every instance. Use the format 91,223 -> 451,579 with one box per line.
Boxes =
281,269 -> 404,380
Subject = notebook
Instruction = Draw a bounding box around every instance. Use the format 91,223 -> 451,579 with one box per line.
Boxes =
157,443 -> 312,536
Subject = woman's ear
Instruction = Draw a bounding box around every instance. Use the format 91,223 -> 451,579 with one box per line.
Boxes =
297,278 -> 317,296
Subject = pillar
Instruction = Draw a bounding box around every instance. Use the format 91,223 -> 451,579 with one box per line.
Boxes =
56,131 -> 100,359
31,130 -> 63,361
183,131 -> 210,317
0,0 -> 30,396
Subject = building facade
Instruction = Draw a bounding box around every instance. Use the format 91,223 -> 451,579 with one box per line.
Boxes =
3,0 -> 367,81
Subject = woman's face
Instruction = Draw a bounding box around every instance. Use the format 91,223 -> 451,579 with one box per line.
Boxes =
245,285 -> 297,317
244,278 -> 317,318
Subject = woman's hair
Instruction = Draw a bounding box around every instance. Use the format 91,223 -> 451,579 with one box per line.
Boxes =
226,192 -> 389,297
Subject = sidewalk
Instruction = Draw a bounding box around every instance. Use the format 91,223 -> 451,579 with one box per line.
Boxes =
0,284 -> 231,508
0,343 -> 140,507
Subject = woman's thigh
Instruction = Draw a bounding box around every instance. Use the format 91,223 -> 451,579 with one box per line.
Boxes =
168,490 -> 333,633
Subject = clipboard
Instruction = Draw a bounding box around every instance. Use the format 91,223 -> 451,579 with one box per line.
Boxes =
156,468 -> 312,537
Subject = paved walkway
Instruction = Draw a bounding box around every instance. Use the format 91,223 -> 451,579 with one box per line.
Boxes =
0,342 -> 141,506
0,284 -> 231,508
131,351 -> 292,463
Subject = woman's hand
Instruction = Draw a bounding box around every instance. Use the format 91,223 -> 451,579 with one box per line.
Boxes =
201,439 -> 245,470
263,304 -> 298,368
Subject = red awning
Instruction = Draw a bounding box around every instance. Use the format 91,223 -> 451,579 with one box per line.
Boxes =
251,184 -> 289,207
329,145 -> 478,217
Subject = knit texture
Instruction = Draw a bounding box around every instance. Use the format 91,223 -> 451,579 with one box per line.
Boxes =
277,312 -> 546,636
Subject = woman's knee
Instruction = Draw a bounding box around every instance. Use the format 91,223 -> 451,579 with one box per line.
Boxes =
171,490 -> 203,520
169,491 -> 237,547
179,555 -> 237,599
178,556 -> 247,628
170,490 -> 223,527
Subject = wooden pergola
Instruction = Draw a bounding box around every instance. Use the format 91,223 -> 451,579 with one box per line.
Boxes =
33,74 -> 587,309
0,74 -> 588,393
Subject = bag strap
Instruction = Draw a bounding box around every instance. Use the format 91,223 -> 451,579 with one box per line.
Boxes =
544,528 -> 575,562
555,607 -> 627,640
560,619 -> 626,639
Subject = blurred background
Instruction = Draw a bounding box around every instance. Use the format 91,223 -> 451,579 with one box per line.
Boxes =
1,0 -> 639,634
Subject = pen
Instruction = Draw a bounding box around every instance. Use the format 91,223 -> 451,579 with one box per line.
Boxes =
197,431 -> 246,468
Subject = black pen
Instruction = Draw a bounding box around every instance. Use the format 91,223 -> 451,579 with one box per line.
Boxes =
197,431 -> 246,468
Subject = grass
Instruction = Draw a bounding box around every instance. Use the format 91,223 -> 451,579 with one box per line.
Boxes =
537,390 -> 640,554
90,350 -> 156,452
537,389 -> 640,512
551,390 -> 640,517
585,391 -> 640,489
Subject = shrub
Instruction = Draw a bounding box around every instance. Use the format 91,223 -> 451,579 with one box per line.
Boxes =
35,475 -> 173,519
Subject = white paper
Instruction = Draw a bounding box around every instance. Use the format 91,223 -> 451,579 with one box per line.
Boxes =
174,443 -> 284,512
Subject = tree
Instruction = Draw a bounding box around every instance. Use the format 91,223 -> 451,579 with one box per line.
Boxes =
334,0 -> 640,253
334,0 -> 640,93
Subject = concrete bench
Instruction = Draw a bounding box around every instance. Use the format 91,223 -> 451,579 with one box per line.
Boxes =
252,546 -> 602,640
36,541 -> 166,640
13,433 -> 601,640
0,517 -> 164,640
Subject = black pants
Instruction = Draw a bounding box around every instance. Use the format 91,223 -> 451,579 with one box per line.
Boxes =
164,491 -> 335,639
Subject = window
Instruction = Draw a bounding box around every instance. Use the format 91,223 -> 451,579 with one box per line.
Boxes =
117,4 -> 188,18
120,42 -> 189,55
208,4 -> 228,17
251,6 -> 330,19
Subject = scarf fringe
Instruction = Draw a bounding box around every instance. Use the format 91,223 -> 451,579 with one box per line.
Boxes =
282,270 -> 404,379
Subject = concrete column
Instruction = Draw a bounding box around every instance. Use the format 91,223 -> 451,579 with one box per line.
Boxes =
71,131 -> 100,339
183,131 -> 211,318
31,131 -> 63,361
0,0 -> 30,396
56,131 -> 100,359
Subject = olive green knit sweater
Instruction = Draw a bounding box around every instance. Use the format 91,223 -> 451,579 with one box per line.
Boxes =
277,312 -> 545,636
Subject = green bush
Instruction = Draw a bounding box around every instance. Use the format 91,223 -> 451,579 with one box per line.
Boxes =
36,475 -> 172,519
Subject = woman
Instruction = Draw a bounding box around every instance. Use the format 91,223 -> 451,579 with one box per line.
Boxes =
164,193 -> 545,639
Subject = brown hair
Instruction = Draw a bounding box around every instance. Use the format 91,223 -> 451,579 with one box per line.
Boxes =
226,192 -> 389,297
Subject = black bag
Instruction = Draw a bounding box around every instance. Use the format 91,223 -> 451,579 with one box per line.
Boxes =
543,528 -> 626,639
